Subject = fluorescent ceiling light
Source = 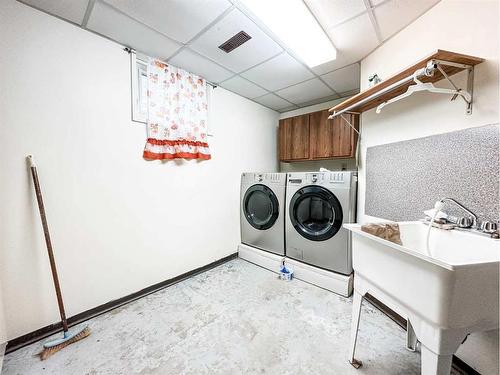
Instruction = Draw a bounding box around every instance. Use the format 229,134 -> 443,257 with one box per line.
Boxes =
238,0 -> 336,67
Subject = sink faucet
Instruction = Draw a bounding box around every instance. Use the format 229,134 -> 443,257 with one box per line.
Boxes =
436,198 -> 500,239
427,198 -> 499,239
439,198 -> 478,229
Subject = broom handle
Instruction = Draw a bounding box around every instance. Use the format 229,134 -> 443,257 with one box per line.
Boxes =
27,155 -> 68,333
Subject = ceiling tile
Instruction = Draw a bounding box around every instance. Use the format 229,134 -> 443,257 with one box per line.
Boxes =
104,0 -> 231,44
253,94 -> 291,111
20,0 -> 89,24
321,63 -> 360,93
190,8 -> 283,73
241,53 -> 314,92
374,0 -> 440,40
371,0 -> 390,6
330,13 -> 379,57
219,76 -> 267,99
169,48 -> 233,83
305,0 -> 367,30
300,94 -> 341,108
275,78 -> 334,105
87,1 -> 181,60
309,59 -> 344,76
279,105 -> 300,113
321,13 -> 379,70
338,88 -> 360,97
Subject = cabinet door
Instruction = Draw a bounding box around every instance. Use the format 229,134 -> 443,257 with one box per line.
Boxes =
309,110 -> 334,158
279,115 -> 309,161
279,117 -> 292,160
290,115 -> 310,160
309,110 -> 358,159
332,113 -> 358,158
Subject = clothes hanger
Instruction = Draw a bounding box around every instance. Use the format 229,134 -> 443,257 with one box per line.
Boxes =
376,69 -> 472,113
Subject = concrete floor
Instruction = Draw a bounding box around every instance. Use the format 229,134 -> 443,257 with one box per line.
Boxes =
2,258 -> 421,374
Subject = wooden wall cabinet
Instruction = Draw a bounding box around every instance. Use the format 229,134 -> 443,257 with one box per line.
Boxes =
279,109 -> 358,162
278,114 -> 310,161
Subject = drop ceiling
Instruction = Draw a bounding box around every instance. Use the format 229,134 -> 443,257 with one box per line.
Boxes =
18,0 -> 440,112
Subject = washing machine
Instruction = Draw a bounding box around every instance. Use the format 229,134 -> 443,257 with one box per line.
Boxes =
240,172 -> 286,255
285,171 -> 357,275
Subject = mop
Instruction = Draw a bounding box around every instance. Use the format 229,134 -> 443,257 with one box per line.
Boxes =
27,155 -> 91,360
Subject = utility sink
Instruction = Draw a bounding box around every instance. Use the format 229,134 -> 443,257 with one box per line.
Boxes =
344,221 -> 499,375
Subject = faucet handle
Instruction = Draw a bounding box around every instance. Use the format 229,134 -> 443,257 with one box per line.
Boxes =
456,216 -> 473,228
480,221 -> 498,234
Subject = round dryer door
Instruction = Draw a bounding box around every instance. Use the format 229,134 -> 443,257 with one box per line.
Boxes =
289,186 -> 343,241
243,184 -> 279,230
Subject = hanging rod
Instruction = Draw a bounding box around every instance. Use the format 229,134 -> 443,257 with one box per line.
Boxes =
124,47 -> 218,88
328,73 -> 423,119
328,50 -> 484,119
375,61 -> 473,114
329,60 -> 474,118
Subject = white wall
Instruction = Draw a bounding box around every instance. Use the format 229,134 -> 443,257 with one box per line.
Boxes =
0,0 -> 279,341
358,0 -> 499,373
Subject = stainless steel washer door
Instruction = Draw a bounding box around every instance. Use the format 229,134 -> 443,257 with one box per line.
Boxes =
243,184 -> 279,230
289,185 -> 343,241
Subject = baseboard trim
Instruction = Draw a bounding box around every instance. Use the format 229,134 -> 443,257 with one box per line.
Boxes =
6,252 -> 238,354
364,294 -> 481,375
0,341 -> 6,370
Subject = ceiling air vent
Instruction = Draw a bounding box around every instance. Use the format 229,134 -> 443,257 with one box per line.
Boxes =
218,31 -> 252,53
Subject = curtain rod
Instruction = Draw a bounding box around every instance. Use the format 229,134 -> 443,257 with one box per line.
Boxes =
124,47 -> 217,89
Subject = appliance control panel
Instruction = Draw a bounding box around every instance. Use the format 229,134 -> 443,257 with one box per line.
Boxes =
329,173 -> 345,183
254,173 -> 264,182
306,173 -> 324,184
245,172 -> 284,184
266,173 -> 282,182
287,171 -> 357,187
287,172 -> 354,186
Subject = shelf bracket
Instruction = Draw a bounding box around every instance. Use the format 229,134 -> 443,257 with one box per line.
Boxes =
432,59 -> 474,115
466,65 -> 475,115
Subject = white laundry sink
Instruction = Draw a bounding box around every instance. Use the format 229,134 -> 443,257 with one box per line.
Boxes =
344,221 -> 499,374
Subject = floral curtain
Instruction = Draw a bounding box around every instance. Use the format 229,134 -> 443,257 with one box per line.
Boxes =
143,58 -> 211,160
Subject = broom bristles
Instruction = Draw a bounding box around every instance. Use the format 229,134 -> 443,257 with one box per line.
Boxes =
39,327 -> 91,361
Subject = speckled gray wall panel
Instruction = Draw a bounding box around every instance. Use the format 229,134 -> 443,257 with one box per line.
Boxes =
365,124 -> 499,222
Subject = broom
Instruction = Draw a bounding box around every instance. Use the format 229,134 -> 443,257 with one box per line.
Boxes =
27,155 -> 91,360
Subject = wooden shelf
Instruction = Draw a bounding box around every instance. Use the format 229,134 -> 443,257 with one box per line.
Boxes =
329,50 -> 484,115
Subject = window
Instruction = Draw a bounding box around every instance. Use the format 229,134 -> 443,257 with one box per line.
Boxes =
130,50 -> 213,136
131,51 -> 148,123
